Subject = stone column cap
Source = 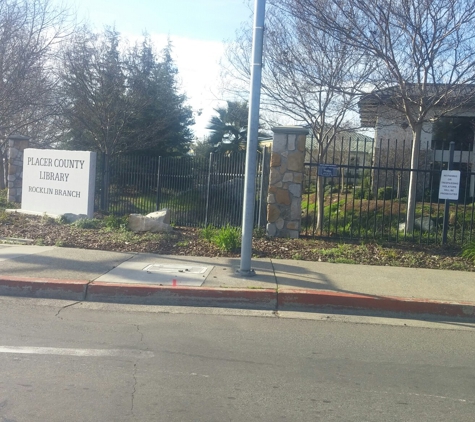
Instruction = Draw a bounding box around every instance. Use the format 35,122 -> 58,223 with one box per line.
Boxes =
272,126 -> 309,135
8,134 -> 30,141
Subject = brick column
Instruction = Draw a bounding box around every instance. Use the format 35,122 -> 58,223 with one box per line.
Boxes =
266,126 -> 308,238
7,135 -> 29,203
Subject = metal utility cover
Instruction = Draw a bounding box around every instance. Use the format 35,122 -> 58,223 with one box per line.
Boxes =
95,261 -> 212,286
143,264 -> 208,274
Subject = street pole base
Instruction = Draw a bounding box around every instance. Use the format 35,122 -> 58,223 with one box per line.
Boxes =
237,268 -> 256,277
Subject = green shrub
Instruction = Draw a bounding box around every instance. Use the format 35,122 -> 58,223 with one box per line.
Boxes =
253,227 -> 267,239
41,214 -> 56,225
377,187 -> 394,200
0,189 -> 17,209
212,225 -> 241,252
57,215 -> 69,224
200,225 -> 216,242
0,210 -> 8,222
104,214 -> 128,230
462,241 -> 475,263
73,218 -> 103,229
324,184 -> 339,194
354,188 -> 373,200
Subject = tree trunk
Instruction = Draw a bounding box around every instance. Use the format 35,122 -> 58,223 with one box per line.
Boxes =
0,147 -> 5,190
405,123 -> 423,232
100,152 -> 110,211
315,174 -> 325,234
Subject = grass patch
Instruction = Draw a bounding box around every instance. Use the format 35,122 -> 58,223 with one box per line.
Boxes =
462,240 -> 475,264
320,243 -> 353,257
200,225 -> 216,242
212,225 -> 241,252
200,225 -> 241,252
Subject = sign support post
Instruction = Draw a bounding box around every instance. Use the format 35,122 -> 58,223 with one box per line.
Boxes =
441,142 -> 456,245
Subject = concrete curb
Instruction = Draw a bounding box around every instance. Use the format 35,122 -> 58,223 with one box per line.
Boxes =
1,276 -> 475,318
278,289 -> 475,317
86,282 -> 277,309
0,276 -> 89,301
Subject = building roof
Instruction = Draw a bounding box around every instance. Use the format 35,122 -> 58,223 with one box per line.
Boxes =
358,84 -> 475,128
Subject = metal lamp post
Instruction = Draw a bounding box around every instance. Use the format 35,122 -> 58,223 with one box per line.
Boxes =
239,0 -> 266,276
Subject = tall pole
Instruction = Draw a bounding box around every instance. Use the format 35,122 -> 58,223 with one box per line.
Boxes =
239,0 -> 266,276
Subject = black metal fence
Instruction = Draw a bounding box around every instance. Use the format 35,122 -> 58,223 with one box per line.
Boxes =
303,136 -> 475,245
95,150 -> 270,228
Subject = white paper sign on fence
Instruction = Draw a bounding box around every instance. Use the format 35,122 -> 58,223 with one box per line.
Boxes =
438,170 -> 460,201
21,149 -> 96,217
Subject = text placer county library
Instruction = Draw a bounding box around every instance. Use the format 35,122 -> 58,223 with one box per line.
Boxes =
21,149 -> 96,217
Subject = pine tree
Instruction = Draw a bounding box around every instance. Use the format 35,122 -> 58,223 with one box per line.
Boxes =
126,39 -> 194,156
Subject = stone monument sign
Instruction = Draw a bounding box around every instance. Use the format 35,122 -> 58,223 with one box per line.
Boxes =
21,149 -> 96,217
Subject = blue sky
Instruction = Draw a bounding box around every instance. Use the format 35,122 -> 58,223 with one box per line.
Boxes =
57,1 -> 255,138
73,0 -> 253,42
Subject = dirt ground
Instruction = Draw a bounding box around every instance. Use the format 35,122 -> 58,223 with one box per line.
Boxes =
0,211 -> 473,272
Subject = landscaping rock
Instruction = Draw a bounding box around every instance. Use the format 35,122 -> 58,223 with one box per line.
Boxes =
398,216 -> 436,233
62,213 -> 89,223
128,209 -> 172,233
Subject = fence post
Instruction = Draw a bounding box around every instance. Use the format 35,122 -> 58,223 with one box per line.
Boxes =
442,142 -> 455,245
7,134 -> 29,204
258,146 -> 270,227
155,156 -> 162,211
205,152 -> 213,227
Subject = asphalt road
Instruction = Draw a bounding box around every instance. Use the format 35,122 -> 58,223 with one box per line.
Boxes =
0,298 -> 475,421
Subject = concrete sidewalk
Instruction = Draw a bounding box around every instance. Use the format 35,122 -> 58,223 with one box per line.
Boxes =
0,244 -> 475,318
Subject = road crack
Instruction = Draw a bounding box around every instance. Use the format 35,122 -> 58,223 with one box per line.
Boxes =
131,362 -> 138,415
131,324 -> 144,415
136,324 -> 144,343
55,301 -> 82,319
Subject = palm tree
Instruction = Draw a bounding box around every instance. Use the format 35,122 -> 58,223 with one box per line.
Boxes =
206,101 -> 250,153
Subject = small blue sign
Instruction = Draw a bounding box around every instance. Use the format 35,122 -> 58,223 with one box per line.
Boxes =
318,164 -> 339,177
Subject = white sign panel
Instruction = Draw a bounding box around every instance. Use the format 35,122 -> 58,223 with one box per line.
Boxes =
21,149 -> 96,217
438,170 -> 460,201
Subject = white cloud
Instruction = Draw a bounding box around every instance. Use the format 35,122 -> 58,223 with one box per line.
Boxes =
148,34 -> 228,139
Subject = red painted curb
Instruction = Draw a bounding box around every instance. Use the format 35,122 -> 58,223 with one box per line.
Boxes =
1,275 -> 474,318
86,282 -> 277,309
278,289 -> 475,317
0,275 -> 89,300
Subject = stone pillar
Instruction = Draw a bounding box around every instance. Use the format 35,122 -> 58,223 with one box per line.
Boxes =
267,126 -> 308,238
7,135 -> 29,203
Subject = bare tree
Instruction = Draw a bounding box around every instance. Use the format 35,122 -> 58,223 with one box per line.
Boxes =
286,0 -> 475,231
222,3 -> 373,231
0,0 -> 73,189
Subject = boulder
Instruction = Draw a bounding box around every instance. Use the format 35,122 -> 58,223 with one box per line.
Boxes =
398,216 -> 436,233
145,209 -> 171,225
62,213 -> 89,223
128,209 -> 172,233
416,216 -> 436,232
